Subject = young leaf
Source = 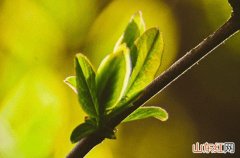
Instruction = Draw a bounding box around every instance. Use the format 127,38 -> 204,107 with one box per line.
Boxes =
96,44 -> 131,112
114,11 -> 145,51
70,122 -> 97,143
64,76 -> 77,93
126,28 -> 164,103
123,106 -> 168,123
75,54 -> 99,117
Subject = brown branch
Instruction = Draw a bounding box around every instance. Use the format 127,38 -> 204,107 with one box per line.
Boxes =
66,2 -> 240,158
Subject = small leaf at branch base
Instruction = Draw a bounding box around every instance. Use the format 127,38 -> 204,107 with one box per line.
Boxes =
114,11 -> 145,51
123,106 -> 168,123
75,54 -> 99,117
64,76 -> 77,93
70,122 -> 97,143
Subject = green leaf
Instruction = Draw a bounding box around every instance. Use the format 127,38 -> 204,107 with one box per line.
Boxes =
123,106 -> 168,123
64,76 -> 77,93
96,44 -> 131,112
114,11 -> 145,51
126,28 -> 164,103
75,54 -> 99,117
70,122 -> 97,143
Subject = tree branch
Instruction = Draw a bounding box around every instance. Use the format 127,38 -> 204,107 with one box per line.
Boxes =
67,1 -> 240,158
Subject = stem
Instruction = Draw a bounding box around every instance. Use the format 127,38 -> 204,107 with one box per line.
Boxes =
67,2 -> 240,158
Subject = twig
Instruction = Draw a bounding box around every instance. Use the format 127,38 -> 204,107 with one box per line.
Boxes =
67,1 -> 240,158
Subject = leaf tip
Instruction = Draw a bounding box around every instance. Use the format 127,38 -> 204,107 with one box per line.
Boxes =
75,53 -> 83,63
161,110 -> 169,121
64,76 -> 77,93
75,53 -> 88,64
155,107 -> 168,122
131,10 -> 146,30
132,10 -> 143,19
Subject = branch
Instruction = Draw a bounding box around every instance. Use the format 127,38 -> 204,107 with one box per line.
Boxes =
67,2 -> 240,158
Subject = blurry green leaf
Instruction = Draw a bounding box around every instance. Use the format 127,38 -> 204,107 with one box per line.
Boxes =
70,121 -> 97,143
75,54 -> 99,117
64,76 -> 77,93
123,106 -> 168,123
96,44 -> 131,111
0,69 -> 67,157
114,11 -> 145,51
126,28 -> 164,102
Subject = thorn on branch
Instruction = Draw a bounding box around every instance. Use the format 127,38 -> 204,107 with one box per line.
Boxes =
228,0 -> 240,15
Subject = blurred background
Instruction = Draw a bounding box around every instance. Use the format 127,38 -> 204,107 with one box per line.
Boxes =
0,0 -> 239,157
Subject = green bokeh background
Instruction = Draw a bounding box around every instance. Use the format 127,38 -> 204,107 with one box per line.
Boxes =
0,0 -> 239,157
